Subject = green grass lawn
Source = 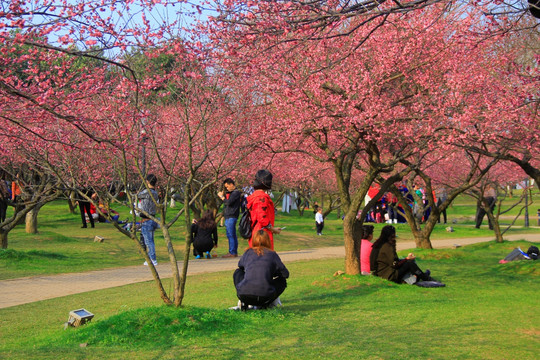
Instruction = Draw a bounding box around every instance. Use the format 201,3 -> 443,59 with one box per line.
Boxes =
0,240 -> 538,359
1,198 -> 539,280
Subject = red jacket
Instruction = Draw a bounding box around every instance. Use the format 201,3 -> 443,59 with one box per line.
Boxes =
247,190 -> 275,250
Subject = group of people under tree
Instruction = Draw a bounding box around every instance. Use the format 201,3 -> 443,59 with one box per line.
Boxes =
362,183 -> 449,225
197,169 -> 444,310
133,165 -> 450,308
187,169 -> 287,309
222,170 -> 287,309
360,225 -> 435,285
5,165 -> 449,307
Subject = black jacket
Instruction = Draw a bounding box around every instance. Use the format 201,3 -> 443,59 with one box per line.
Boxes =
236,248 -> 289,298
370,242 -> 399,282
191,223 -> 218,252
223,189 -> 242,219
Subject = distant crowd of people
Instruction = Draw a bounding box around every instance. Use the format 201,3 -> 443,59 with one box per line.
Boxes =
359,183 -> 449,225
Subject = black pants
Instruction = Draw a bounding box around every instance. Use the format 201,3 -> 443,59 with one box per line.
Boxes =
475,197 -> 495,229
397,260 -> 429,282
316,221 -> 324,234
437,199 -> 447,224
387,204 -> 398,222
0,199 -> 7,222
233,268 -> 287,307
193,240 -> 213,256
79,201 -> 94,228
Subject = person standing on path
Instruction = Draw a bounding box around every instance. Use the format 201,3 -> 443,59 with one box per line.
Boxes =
219,178 -> 242,258
315,207 -> 324,235
138,174 -> 159,266
475,185 -> 496,230
247,170 -> 281,250
436,186 -> 448,224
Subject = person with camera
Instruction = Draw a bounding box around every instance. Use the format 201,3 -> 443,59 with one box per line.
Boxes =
218,178 -> 242,258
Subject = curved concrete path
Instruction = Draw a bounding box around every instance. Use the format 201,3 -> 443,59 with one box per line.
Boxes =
0,234 -> 538,309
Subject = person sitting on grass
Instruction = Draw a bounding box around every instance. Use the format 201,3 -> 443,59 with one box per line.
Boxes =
360,224 -> 375,275
191,210 -> 218,259
232,230 -> 289,310
370,225 -> 433,284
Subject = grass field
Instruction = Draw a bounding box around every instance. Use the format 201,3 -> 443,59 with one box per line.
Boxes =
1,195 -> 539,280
0,240 -> 538,359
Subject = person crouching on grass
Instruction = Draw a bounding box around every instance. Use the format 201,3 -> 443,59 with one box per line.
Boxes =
232,230 -> 289,310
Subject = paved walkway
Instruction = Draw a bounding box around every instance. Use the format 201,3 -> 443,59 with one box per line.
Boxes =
0,234 -> 538,309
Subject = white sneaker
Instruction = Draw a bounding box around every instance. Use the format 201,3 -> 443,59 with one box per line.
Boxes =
228,300 -> 243,310
268,297 -> 282,308
143,260 -> 158,266
403,273 -> 417,285
143,261 -> 148,266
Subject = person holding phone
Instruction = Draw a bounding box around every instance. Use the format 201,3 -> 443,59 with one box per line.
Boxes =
218,178 -> 242,258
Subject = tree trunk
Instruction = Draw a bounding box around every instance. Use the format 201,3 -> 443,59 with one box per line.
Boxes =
415,232 -> 433,249
178,196 -> 193,307
485,210 -> 503,243
190,202 -> 201,221
0,229 -> 7,249
396,197 -> 433,249
161,225 -> 182,306
67,191 -> 77,214
25,203 -> 43,234
136,231 -> 172,305
343,213 -> 361,274
14,203 -> 25,225
297,204 -> 305,216
492,220 -> 503,243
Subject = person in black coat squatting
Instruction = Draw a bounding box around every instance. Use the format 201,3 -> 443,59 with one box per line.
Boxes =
232,230 -> 289,310
191,210 -> 218,259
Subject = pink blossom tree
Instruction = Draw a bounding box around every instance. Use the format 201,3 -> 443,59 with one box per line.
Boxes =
0,1 -> 257,305
210,3 -> 535,273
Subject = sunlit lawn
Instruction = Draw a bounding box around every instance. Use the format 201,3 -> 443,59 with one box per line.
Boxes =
0,240 -> 538,359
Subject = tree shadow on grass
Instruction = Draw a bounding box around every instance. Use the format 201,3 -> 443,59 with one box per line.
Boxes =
0,249 -> 67,261
280,275 -> 395,314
